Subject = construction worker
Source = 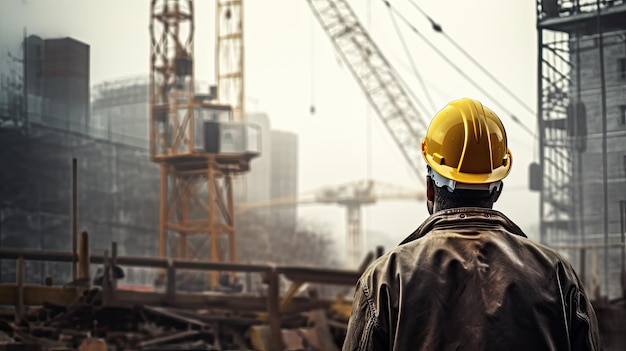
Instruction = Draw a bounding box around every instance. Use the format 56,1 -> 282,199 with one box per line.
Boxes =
342,98 -> 602,351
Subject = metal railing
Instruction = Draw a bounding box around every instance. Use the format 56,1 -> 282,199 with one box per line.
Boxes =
0,233 -> 359,351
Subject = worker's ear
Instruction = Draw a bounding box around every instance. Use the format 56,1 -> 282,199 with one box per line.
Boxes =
426,177 -> 434,215
492,182 -> 503,203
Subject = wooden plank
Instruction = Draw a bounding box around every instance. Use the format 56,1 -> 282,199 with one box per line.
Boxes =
16,257 -> 24,321
267,267 -> 283,351
77,231 -> 90,283
142,306 -> 207,327
280,281 -> 305,314
249,325 -> 271,351
0,285 -> 81,306
138,330 -> 199,348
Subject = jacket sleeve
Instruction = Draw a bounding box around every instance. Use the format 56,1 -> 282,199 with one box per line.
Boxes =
342,279 -> 390,351
567,285 -> 603,350
559,262 -> 603,351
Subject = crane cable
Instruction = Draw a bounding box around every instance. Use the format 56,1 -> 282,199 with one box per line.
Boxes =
386,4 -> 438,115
381,0 -> 536,138
310,17 -> 316,115
405,0 -> 537,117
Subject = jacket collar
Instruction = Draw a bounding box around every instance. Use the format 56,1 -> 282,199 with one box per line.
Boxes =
399,207 -> 527,245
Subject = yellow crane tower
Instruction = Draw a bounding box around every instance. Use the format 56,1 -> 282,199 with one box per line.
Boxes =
238,179 -> 425,268
216,0 -> 245,121
149,0 -> 258,289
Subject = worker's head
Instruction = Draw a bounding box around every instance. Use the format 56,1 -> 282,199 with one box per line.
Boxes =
421,98 -> 512,214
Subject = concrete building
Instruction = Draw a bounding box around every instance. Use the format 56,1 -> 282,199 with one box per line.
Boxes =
269,130 -> 299,232
243,113 -> 272,207
24,35 -> 90,131
1,36 -> 160,287
231,114 -> 299,233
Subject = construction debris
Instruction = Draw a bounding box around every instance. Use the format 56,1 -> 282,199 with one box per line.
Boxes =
0,283 -> 352,351
0,241 -> 362,351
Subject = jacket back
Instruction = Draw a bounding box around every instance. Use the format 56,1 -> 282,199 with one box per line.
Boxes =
342,208 -> 602,351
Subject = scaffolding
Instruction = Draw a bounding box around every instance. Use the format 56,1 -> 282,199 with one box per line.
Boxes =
536,0 -> 626,298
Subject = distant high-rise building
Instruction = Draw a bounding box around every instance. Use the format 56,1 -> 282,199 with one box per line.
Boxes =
234,114 -> 299,233
24,35 -> 90,130
243,113 -> 272,206
270,130 -> 298,232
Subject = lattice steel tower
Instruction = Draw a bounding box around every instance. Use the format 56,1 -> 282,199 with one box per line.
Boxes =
149,0 -> 258,288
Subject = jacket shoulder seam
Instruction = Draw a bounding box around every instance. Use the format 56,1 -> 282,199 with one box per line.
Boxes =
357,279 -> 380,350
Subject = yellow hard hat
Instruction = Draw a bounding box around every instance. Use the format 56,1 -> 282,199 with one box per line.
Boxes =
421,98 -> 512,185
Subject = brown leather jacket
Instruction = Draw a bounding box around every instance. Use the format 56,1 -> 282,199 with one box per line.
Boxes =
342,208 -> 602,351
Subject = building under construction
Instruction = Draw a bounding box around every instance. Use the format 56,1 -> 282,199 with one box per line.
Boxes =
535,0 -> 626,302
91,78 -> 299,235
0,36 -> 161,287
0,32 -> 300,285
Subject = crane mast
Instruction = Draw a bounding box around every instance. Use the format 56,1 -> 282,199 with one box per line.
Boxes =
216,0 -> 245,121
306,0 -> 430,182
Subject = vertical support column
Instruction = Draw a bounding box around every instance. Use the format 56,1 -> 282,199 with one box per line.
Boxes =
227,174 -> 236,264
111,242 -> 118,290
267,266 -> 283,351
181,177 -> 190,259
159,163 -> 168,259
536,27 -> 546,245
346,205 -> 362,268
15,257 -> 24,322
72,158 -> 78,281
208,158 -> 219,288
78,231 -> 90,287
595,0 -> 610,297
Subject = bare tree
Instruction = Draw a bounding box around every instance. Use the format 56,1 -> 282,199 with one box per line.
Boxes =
236,211 -> 340,267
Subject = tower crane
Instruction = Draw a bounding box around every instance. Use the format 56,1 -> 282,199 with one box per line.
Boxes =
237,0 -> 432,268
238,179 -> 425,268
149,0 -> 258,289
306,0 -> 431,183
216,0 -> 245,121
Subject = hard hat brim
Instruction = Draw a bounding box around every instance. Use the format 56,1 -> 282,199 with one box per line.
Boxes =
424,148 -> 513,184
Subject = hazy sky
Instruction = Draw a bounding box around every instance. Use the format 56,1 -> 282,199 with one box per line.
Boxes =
0,0 -> 541,253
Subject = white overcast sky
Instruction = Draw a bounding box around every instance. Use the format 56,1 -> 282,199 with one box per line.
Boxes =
0,0 -> 541,252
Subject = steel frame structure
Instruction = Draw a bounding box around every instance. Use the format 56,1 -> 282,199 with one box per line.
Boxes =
536,0 -> 626,297
149,0 -> 252,288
